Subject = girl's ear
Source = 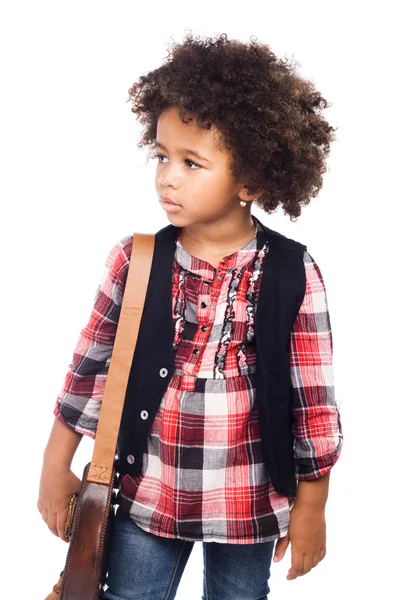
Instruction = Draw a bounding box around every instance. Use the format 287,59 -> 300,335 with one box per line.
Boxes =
240,185 -> 265,202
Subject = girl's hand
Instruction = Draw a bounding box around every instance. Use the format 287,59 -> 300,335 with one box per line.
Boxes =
37,464 -> 82,543
273,503 -> 326,580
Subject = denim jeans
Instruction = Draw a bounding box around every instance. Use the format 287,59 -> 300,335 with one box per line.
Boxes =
103,507 -> 276,600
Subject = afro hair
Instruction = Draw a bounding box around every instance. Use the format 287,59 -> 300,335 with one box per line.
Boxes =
127,32 -> 336,220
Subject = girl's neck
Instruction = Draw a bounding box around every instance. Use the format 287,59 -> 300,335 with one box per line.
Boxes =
179,213 -> 257,265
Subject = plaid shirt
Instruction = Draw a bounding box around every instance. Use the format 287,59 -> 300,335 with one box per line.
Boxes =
54,219 -> 343,544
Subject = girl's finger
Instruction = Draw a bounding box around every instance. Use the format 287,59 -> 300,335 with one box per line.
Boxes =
56,509 -> 70,542
46,511 -> 58,537
302,552 -> 314,575
273,535 -> 289,561
312,552 -> 320,568
287,551 -> 304,580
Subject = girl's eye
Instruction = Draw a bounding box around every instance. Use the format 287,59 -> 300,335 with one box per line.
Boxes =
154,154 -> 200,169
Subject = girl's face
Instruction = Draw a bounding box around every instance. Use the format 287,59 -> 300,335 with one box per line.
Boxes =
154,106 -> 250,228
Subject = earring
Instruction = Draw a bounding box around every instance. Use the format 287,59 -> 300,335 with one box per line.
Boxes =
240,200 -> 247,207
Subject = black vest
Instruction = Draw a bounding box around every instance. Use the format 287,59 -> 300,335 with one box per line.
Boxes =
116,216 -> 307,498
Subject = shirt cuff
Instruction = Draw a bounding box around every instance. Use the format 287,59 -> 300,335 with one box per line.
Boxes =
295,434 -> 343,482
53,397 -> 96,439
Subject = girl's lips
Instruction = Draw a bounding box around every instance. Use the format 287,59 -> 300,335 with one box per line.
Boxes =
161,200 -> 182,213
160,197 -> 182,212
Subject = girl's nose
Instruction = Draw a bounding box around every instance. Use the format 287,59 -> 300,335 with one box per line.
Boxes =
159,164 -> 179,187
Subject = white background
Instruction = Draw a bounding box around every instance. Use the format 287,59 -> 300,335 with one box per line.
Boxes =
1,1 -> 399,598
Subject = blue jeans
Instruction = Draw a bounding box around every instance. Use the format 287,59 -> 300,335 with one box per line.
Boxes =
104,508 -> 276,600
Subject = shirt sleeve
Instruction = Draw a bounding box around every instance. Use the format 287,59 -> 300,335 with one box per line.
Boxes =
53,234 -> 133,437
290,250 -> 343,481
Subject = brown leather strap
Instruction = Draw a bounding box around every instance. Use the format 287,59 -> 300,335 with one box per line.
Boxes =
87,233 -> 155,485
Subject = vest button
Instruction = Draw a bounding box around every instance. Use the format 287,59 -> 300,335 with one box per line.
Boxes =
201,302 -> 207,308
159,368 -> 168,378
140,410 -> 149,420
127,455 -> 135,464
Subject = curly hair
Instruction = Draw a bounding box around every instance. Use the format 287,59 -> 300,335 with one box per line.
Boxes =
127,32 -> 336,220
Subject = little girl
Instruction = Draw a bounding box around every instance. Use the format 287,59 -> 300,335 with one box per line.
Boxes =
38,32 -> 343,600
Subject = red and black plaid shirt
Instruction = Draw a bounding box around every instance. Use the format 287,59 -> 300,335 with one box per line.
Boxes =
54,218 -> 343,544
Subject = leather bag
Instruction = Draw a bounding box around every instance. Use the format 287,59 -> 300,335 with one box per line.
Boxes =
45,232 -> 155,600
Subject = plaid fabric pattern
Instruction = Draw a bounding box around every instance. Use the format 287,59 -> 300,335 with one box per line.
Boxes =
54,219 -> 343,544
